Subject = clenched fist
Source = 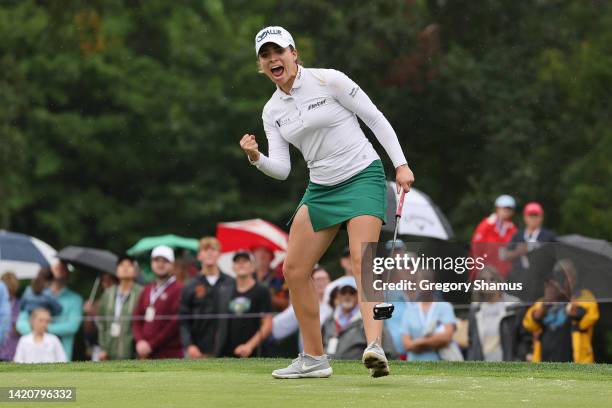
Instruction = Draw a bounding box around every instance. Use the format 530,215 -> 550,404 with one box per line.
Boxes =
240,134 -> 260,163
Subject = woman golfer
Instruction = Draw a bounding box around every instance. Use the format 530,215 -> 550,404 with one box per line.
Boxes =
240,26 -> 414,378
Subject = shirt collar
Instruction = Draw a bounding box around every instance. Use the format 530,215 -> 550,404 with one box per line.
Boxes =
277,65 -> 304,100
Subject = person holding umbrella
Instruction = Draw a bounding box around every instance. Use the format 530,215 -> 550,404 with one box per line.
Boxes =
239,26 -> 413,378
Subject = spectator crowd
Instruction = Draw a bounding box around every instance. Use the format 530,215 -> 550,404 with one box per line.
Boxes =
0,196 -> 602,364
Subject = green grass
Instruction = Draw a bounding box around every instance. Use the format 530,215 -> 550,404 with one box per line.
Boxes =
1,359 -> 611,407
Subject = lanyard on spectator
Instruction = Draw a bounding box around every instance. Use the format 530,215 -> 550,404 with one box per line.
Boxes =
418,302 -> 437,334
149,276 -> 176,306
114,291 -> 130,321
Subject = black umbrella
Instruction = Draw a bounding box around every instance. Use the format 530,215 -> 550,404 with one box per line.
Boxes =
58,246 -> 117,274
58,246 -> 118,303
510,235 -> 612,303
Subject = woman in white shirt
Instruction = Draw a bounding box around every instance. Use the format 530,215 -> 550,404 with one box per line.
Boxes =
14,308 -> 67,364
240,26 -> 414,379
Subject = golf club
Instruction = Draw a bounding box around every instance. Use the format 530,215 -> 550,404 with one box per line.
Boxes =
373,188 -> 407,320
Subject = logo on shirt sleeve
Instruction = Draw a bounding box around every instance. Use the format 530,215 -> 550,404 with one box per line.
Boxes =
349,87 -> 360,98
276,117 -> 296,127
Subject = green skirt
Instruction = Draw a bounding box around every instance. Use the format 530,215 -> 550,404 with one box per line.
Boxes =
287,160 -> 387,232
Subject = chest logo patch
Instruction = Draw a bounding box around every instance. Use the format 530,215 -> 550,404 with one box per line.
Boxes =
307,99 -> 327,110
229,296 -> 252,315
195,284 -> 207,299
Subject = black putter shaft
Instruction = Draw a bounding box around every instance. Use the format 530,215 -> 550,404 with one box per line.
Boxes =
373,189 -> 406,320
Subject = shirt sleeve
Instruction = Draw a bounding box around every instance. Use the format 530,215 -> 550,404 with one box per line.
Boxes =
272,305 -> 299,340
438,302 -> 457,325
250,110 -> 291,180
16,310 -> 32,336
0,283 -> 9,344
178,284 -> 194,348
259,286 -> 273,313
48,295 -> 83,337
328,69 -> 408,169
400,307 -> 412,336
131,288 -> 147,343
13,337 -> 25,363
53,335 -> 68,363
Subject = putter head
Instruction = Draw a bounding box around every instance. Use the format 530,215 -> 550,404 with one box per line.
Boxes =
373,302 -> 394,320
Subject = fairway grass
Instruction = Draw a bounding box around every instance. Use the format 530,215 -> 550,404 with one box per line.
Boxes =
1,359 -> 611,408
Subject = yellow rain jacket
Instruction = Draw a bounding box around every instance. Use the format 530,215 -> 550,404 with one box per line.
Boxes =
523,289 -> 599,363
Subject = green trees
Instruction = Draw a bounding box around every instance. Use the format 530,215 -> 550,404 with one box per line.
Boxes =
1,0 -> 610,252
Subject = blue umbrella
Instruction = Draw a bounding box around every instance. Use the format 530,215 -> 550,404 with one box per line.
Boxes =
0,230 -> 57,279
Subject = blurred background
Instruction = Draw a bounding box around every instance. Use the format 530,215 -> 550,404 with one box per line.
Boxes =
1,0 -> 612,365
1,0 -> 610,259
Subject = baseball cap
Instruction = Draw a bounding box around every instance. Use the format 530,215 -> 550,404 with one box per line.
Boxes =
495,194 -> 516,209
523,202 -> 544,216
338,279 -> 357,293
336,276 -> 357,291
232,251 -> 253,262
255,26 -> 295,55
151,245 -> 175,263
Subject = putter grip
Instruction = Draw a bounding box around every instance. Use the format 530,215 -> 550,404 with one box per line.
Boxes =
396,190 -> 406,218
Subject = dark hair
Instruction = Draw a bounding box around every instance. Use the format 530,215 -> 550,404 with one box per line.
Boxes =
31,268 -> 53,295
328,286 -> 339,309
1,271 -> 19,296
117,254 -> 135,265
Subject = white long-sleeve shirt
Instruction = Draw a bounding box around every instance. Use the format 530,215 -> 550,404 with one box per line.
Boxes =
252,66 -> 407,185
13,333 -> 67,364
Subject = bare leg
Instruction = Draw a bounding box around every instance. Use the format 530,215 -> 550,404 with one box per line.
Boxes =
346,214 -> 384,345
284,205 -> 339,356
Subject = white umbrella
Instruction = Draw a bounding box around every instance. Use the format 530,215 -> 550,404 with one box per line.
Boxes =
383,182 -> 454,240
0,231 -> 57,279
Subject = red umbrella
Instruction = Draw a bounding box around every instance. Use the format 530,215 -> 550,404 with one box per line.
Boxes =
216,218 -> 288,253
216,219 -> 288,275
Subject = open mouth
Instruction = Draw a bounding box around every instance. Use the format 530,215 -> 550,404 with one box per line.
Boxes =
270,65 -> 284,78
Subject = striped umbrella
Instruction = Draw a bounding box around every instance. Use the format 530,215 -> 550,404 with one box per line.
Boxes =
216,219 -> 288,276
0,230 -> 57,279
383,182 -> 454,240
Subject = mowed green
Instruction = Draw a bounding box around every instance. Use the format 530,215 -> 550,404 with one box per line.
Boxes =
1,359 -> 611,408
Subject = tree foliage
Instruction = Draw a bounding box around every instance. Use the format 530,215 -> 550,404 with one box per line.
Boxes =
1,0 -> 611,254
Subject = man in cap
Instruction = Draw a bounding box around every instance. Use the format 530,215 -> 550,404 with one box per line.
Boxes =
180,237 -> 235,358
504,202 -> 556,271
132,245 -> 183,359
471,194 -> 518,279
221,251 -> 272,358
